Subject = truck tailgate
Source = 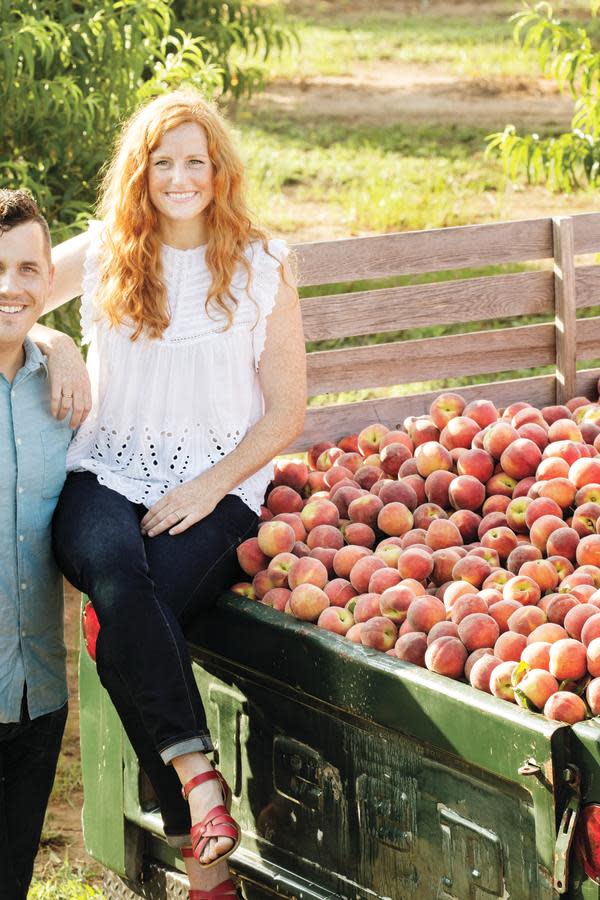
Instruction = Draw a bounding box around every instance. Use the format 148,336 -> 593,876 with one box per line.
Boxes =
173,594 -> 574,899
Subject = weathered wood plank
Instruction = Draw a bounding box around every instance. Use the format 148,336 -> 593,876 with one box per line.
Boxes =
285,376 -> 558,452
572,212 -> 600,255
293,217 -> 554,287
576,367 -> 600,399
577,316 -> 600,360
300,270 -> 554,341
294,218 -> 552,285
553,217 -> 577,403
306,323 -> 556,396
576,265 -> 600,309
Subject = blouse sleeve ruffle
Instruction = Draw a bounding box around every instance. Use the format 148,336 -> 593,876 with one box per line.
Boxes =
80,219 -> 105,345
251,238 -> 290,370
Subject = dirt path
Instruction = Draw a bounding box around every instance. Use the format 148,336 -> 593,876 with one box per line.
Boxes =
253,62 -> 574,130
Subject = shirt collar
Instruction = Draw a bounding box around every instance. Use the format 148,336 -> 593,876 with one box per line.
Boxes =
22,337 -> 49,375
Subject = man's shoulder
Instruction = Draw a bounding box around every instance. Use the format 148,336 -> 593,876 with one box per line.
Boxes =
22,337 -> 48,374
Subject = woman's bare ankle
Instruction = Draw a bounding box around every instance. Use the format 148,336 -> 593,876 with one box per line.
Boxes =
184,855 -> 230,890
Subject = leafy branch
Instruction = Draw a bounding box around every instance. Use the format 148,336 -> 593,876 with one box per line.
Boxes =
486,1 -> 600,191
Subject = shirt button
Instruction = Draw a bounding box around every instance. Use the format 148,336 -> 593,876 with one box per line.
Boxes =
20,582 -> 27,590
21,630 -> 26,637
16,438 -> 22,445
17,487 -> 24,494
18,535 -> 24,542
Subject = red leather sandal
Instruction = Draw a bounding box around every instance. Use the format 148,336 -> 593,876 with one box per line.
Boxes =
181,848 -> 240,898
181,770 -> 241,869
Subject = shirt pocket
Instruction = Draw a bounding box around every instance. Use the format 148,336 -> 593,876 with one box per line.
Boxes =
40,426 -> 70,500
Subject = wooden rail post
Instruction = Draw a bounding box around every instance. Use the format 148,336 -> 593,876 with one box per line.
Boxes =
552,216 -> 577,404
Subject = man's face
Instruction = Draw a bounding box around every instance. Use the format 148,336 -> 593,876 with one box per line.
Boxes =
0,221 -> 53,350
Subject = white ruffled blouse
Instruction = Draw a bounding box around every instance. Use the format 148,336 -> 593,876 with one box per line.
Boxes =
66,221 -> 288,514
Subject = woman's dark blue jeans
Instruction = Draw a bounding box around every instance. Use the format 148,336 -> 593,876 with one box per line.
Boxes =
52,471 -> 258,844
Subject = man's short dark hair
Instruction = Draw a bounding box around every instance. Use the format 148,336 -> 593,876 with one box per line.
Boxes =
0,190 -> 51,260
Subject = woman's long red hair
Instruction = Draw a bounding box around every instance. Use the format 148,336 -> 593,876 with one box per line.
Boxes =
96,90 -> 269,340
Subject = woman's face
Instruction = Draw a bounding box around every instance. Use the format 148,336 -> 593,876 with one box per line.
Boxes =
147,121 -> 215,231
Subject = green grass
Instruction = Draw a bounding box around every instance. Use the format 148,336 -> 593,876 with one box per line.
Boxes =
29,861 -> 105,899
235,1 -> 597,81
236,117 -> 511,234
234,114 -> 591,236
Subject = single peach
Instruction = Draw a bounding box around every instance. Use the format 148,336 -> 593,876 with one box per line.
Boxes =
394,632 -> 428,665
289,584 -> 329,621
427,621 -> 460,645
521,641 -> 552,670
324,578 -> 357,608
527,623 -> 568,645
581,612 -> 600,647
353,593 -> 384,624
458,613 -> 500,652
425,636 -> 468,679
490,660 -> 518,701
407,595 -> 446,633
379,585 -> 415,623
360,616 -> 397,651
549,638 -> 588,680
515,669 -> 558,710
586,677 -> 600,715
288,556 -> 329,591
397,546 -> 434,581
469,654 -> 502,692
317,606 -> 354,636
494,631 -> 528,662
544,691 -> 587,723
507,605 -> 547,637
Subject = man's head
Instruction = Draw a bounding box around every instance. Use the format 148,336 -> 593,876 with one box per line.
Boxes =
0,190 -> 53,352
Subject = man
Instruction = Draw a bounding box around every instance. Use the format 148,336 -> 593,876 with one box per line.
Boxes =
0,189 -> 82,898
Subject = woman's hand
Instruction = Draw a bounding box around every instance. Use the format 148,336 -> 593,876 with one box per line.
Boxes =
29,324 -> 92,429
140,475 -> 223,537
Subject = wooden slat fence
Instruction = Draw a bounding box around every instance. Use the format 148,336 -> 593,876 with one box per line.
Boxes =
286,212 -> 600,453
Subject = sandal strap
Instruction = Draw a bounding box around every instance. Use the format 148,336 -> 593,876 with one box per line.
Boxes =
190,805 -> 240,861
182,769 -> 220,802
189,880 -> 238,899
182,769 -> 231,810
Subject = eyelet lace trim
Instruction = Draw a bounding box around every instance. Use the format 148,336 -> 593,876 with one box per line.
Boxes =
70,421 -> 260,510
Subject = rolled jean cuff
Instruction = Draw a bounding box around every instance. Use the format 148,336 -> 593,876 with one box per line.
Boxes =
165,831 -> 193,849
159,731 -> 214,765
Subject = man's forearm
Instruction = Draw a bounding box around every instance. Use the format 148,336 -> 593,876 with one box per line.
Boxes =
28,322 -> 75,355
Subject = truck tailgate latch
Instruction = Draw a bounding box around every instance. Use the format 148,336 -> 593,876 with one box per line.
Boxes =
554,765 -> 581,895
518,758 -> 541,776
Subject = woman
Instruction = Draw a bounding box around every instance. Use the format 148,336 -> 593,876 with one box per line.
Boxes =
45,90 -> 306,899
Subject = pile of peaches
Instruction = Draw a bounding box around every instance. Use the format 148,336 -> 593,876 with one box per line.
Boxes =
233,390 -> 600,725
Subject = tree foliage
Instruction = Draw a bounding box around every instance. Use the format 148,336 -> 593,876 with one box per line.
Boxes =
173,1 -> 298,98
487,1 -> 600,191
0,0 -> 294,338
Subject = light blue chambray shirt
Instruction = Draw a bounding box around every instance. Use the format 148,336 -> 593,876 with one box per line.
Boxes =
0,337 -> 72,722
